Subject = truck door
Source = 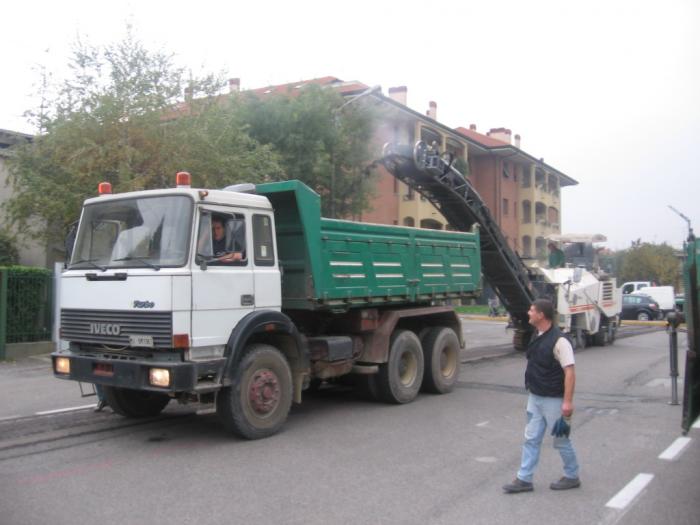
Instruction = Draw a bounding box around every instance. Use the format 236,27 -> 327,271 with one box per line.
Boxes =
251,213 -> 281,310
191,207 -> 255,348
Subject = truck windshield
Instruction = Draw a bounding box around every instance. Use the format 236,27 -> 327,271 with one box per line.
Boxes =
70,195 -> 193,270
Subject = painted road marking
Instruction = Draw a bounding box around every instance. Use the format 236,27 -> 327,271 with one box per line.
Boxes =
605,473 -> 654,510
476,421 -> 489,427
35,404 -> 96,416
196,408 -> 216,416
658,437 -> 692,460
0,415 -> 21,422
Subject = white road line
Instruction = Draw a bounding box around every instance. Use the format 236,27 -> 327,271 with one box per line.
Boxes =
35,404 -> 96,416
658,437 -> 692,460
692,418 -> 700,430
476,421 -> 489,427
0,415 -> 21,422
605,473 -> 654,510
196,408 -> 216,416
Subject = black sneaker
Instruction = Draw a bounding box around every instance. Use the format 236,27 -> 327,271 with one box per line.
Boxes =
550,477 -> 581,490
502,478 -> 534,493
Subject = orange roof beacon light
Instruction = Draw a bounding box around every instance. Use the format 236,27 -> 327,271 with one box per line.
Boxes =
176,171 -> 191,188
98,182 -> 112,195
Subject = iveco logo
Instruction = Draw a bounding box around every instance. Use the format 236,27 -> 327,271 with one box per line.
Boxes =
89,323 -> 121,335
133,300 -> 155,309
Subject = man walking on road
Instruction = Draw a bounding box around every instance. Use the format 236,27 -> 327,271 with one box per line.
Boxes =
503,298 -> 581,493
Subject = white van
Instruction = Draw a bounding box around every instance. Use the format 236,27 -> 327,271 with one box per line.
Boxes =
621,281 -> 651,295
635,286 -> 675,313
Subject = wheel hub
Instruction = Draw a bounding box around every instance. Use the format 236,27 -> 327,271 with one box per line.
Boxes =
248,369 -> 280,415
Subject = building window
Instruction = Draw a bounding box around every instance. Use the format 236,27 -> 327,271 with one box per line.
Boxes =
502,198 -> 509,216
522,236 -> 532,257
420,126 -> 441,149
522,200 -> 531,224
403,217 -> 415,227
521,170 -> 531,188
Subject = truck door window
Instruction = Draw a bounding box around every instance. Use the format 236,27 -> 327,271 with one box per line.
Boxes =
253,214 -> 275,266
198,211 -> 247,266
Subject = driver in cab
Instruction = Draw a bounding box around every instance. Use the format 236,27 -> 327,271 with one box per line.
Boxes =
211,217 -> 243,263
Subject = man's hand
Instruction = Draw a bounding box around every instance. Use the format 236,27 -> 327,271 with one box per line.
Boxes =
561,400 -> 574,417
217,252 -> 242,263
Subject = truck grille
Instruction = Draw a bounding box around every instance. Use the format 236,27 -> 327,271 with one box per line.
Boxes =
61,309 -> 172,348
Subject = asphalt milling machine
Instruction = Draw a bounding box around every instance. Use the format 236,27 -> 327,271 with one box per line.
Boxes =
379,141 -> 622,350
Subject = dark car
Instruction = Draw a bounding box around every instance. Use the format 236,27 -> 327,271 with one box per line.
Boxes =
621,294 -> 662,321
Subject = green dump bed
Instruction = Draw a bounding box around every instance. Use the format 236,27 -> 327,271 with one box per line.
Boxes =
256,180 -> 481,311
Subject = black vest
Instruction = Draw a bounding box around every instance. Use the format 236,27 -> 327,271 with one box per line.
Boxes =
524,325 -> 566,397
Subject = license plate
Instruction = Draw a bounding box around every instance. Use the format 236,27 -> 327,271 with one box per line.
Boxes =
129,334 -> 154,348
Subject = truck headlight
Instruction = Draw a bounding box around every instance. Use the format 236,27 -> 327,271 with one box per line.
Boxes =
149,368 -> 171,387
55,357 -> 71,375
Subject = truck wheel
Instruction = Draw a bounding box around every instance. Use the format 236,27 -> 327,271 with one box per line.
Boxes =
216,344 -> 292,440
513,328 -> 532,352
103,386 -> 170,418
421,327 -> 460,394
592,325 -> 610,346
373,330 -> 424,404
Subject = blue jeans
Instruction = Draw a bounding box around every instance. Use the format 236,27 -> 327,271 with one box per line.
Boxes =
517,393 -> 579,483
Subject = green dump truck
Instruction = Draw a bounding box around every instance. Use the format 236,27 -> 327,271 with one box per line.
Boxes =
53,175 -> 481,439
682,234 -> 700,432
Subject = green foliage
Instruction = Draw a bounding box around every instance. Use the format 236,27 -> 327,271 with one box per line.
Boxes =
0,231 -> 19,265
616,242 -> 681,288
5,30 -> 282,241
238,86 -> 379,218
0,266 -> 52,343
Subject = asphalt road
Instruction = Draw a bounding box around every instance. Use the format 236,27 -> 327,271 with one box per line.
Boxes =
0,322 -> 696,525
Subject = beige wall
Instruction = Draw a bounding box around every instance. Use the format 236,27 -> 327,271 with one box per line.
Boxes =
0,152 -> 49,267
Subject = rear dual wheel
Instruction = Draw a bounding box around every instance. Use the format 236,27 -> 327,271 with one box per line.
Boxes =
421,327 -> 460,394
371,330 -> 424,404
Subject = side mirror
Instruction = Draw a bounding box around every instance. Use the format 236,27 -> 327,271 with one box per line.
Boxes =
64,221 -> 78,268
195,254 -> 208,271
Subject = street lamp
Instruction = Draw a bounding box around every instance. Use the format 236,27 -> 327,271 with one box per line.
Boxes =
330,85 -> 382,218
668,205 -> 694,240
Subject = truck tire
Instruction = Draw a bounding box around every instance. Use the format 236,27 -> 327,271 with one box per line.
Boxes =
216,344 -> 292,440
103,386 -> 170,418
513,328 -> 532,352
373,330 -> 424,404
421,327 -> 460,394
592,323 -> 610,346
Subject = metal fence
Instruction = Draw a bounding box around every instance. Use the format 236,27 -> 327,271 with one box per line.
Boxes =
0,269 -> 53,359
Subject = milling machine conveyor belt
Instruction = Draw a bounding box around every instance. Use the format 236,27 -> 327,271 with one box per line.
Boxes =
380,142 -> 537,329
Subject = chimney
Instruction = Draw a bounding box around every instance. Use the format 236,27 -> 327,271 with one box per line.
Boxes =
486,127 -> 512,145
469,124 -> 477,131
388,86 -> 407,105
229,78 -> 241,93
427,101 -> 437,120
514,134 -> 521,148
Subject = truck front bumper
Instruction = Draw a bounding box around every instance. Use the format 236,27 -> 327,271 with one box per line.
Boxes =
51,351 -> 226,394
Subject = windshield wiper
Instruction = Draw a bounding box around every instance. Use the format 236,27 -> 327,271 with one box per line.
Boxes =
71,259 -> 107,272
113,256 -> 161,271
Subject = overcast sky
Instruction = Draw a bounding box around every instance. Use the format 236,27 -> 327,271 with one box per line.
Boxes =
2,0 -> 698,249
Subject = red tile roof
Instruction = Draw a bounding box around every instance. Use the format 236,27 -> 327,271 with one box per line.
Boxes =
454,127 -> 510,148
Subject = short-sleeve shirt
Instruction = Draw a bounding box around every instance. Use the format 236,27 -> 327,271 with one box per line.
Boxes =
536,331 -> 575,368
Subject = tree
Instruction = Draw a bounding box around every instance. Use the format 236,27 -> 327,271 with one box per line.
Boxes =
0,229 -> 19,265
5,30 -> 282,241
616,242 -> 682,288
238,85 -> 379,218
